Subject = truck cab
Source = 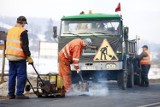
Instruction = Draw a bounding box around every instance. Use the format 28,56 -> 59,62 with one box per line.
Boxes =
54,13 -> 140,90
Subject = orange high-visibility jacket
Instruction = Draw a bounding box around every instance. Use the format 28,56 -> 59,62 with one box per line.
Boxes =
140,50 -> 151,65
5,26 -> 26,58
59,38 -> 83,70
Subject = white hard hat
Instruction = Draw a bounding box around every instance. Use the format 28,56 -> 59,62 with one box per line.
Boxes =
83,38 -> 92,46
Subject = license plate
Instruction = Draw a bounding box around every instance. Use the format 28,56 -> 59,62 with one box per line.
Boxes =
81,66 -> 96,70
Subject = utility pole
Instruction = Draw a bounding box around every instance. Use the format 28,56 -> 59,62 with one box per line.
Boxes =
0,40 -> 6,83
0,31 -> 6,83
136,35 -> 140,54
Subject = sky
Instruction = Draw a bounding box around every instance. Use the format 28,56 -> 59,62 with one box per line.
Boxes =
0,0 -> 160,44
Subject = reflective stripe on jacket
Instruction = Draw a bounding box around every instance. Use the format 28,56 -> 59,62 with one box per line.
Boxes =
59,38 -> 83,70
5,26 -> 26,58
140,50 -> 151,65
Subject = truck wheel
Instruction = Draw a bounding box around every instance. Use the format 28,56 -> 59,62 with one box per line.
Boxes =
134,70 -> 142,85
25,84 -> 31,92
127,63 -> 134,88
117,70 -> 128,90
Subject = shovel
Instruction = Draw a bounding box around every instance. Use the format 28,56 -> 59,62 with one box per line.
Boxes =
78,72 -> 89,92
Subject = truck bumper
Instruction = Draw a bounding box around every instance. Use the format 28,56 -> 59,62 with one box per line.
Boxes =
71,61 -> 123,71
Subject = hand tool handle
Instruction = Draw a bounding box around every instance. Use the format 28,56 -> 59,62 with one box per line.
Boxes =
79,73 -> 84,82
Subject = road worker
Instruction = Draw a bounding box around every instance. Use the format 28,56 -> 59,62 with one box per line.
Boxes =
58,38 -> 92,93
137,45 -> 151,87
5,16 -> 33,99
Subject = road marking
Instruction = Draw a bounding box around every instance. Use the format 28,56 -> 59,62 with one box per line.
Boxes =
138,102 -> 160,107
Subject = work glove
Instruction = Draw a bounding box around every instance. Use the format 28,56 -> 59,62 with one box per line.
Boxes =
76,69 -> 81,74
27,56 -> 33,65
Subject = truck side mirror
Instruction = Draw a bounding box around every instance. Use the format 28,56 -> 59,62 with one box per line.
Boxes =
53,26 -> 57,38
124,27 -> 129,40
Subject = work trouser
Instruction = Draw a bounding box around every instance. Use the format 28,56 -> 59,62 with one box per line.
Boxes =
8,60 -> 27,96
141,64 -> 150,86
58,55 -> 71,92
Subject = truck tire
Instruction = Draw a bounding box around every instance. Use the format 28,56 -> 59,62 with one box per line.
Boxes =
117,70 -> 128,90
133,58 -> 142,86
127,63 -> 134,88
134,69 -> 142,85
25,84 -> 31,92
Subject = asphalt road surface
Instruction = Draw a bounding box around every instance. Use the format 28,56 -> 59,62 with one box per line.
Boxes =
1,82 -> 160,107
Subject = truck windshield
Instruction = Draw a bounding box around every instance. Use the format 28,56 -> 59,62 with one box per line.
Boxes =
61,20 -> 121,36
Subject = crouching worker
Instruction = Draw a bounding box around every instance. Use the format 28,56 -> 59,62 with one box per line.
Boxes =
5,16 -> 33,99
58,38 -> 92,93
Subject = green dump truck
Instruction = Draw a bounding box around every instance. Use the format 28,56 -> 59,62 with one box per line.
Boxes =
53,13 -> 141,90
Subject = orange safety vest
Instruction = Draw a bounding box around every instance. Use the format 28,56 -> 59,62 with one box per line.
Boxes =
5,26 -> 26,58
59,38 -> 83,70
140,50 -> 151,65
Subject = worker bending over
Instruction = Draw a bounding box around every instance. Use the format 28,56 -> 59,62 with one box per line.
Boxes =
58,38 -> 92,92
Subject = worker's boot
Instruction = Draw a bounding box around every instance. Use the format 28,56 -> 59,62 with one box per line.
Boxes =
144,81 -> 149,87
16,94 -> 29,99
8,95 -> 15,99
140,81 -> 145,87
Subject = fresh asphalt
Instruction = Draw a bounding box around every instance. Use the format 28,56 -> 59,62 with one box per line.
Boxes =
1,82 -> 160,107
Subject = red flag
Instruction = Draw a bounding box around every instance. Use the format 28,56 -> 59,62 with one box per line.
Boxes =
115,3 -> 121,12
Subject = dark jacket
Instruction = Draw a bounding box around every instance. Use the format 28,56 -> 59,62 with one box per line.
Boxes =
136,51 -> 148,60
21,30 -> 31,57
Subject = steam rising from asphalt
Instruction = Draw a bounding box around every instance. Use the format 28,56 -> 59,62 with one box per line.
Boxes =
66,82 -> 109,96
89,83 -> 109,96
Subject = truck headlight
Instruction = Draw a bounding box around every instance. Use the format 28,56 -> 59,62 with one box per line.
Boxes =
106,63 -> 116,69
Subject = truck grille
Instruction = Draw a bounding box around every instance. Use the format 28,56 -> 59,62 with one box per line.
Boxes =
58,37 -> 122,62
